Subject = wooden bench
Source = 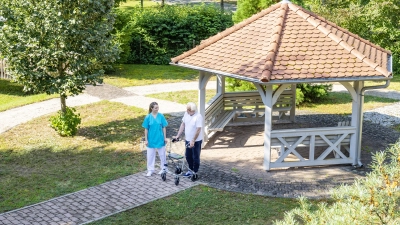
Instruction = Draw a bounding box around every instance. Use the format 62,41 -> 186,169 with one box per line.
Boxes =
205,90 -> 295,134
224,90 -> 294,121
269,123 -> 355,169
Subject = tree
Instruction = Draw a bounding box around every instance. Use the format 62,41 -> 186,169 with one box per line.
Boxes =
0,0 -> 119,130
275,140 -> 400,224
233,0 -> 305,23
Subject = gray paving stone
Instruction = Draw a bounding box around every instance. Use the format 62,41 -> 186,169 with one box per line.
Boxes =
0,172 -> 198,224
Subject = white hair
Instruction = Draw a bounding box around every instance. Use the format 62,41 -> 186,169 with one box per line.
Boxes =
186,102 -> 197,112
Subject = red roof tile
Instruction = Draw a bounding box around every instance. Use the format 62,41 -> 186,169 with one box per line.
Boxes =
171,1 -> 392,83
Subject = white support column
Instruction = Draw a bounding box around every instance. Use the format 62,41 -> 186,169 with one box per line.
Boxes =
256,84 -> 273,171
199,71 -> 211,144
216,75 -> 225,96
290,84 -> 296,122
351,81 -> 364,166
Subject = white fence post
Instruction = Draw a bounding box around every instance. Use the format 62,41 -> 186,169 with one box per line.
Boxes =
0,58 -> 11,80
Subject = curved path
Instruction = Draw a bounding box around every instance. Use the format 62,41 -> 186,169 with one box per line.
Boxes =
1,81 -> 400,224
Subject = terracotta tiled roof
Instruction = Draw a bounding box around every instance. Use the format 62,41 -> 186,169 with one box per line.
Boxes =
171,1 -> 392,83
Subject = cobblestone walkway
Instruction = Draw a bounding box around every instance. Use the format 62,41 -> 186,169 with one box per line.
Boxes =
0,172 -> 198,225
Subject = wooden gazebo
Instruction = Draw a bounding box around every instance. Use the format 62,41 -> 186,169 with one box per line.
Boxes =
171,0 -> 393,170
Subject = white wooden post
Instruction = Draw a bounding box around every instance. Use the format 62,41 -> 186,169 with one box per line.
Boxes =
255,84 -> 273,170
352,81 -> 364,166
199,71 -> 211,144
216,75 -> 225,96
290,84 -> 296,122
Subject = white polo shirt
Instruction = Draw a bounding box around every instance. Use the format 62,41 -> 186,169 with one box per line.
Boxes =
182,111 -> 203,142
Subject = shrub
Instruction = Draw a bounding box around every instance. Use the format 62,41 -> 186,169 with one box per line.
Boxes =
225,78 -> 331,105
50,107 -> 81,137
296,83 -> 332,105
114,4 -> 233,64
275,140 -> 400,225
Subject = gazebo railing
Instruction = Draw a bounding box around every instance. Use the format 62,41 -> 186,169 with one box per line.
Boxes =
269,126 -> 356,168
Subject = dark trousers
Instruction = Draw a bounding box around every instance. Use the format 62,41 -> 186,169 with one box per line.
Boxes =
185,140 -> 202,173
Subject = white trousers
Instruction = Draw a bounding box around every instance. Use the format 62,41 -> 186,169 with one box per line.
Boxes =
146,146 -> 166,172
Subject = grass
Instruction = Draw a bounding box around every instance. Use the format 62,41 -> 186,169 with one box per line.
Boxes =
104,64 -> 198,87
0,64 -> 197,111
148,90 -> 216,104
298,92 -> 398,114
91,185 -> 311,225
118,0 -> 158,10
0,79 -> 58,112
0,101 -> 148,212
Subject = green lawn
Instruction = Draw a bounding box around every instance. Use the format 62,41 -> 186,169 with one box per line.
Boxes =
119,0 -> 158,10
0,101 -> 148,212
104,64 -> 198,87
91,185 -> 312,225
0,79 -> 58,112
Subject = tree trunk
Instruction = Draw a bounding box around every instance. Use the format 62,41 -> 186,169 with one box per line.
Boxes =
161,0 -> 165,7
60,94 -> 67,114
221,0 -> 224,12
141,0 -> 143,8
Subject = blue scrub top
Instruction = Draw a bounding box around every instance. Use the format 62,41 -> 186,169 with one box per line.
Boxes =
142,113 -> 168,148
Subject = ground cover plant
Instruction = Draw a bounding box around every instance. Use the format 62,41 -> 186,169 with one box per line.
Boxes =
0,101 -> 147,212
0,79 -> 57,112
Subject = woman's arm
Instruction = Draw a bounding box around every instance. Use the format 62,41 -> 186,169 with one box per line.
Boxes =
144,128 -> 149,146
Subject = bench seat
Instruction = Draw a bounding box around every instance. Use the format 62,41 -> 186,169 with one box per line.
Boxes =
208,110 -> 236,131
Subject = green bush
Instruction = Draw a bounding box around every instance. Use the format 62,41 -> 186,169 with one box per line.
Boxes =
225,78 -> 331,105
225,77 -> 257,91
296,83 -> 332,105
50,107 -> 82,137
275,140 -> 400,225
114,4 -> 233,64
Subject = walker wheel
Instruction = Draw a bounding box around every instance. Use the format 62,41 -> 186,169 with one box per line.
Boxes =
191,174 -> 198,182
175,167 -> 182,174
161,172 -> 166,181
174,176 -> 180,186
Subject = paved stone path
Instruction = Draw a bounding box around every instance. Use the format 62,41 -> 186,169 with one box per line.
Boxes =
1,81 -> 400,224
0,171 -> 198,225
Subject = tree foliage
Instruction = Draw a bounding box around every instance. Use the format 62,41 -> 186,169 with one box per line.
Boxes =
0,0 -> 119,113
114,4 -> 233,64
275,140 -> 400,225
233,0 -> 305,23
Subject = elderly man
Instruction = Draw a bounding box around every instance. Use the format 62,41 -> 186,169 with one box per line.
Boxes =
173,102 -> 203,179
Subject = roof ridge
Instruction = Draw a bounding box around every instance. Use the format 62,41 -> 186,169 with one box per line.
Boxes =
171,3 -> 282,64
288,3 -> 391,77
260,3 -> 288,82
289,4 -> 391,55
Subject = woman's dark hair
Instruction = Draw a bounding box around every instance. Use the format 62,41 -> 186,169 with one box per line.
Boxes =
148,102 -> 158,114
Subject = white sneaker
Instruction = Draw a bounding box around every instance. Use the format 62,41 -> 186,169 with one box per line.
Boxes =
145,171 -> 152,177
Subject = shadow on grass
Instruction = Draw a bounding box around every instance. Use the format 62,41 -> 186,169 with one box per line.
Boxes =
0,79 -> 28,96
78,115 -> 147,143
0,145 -> 146,213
